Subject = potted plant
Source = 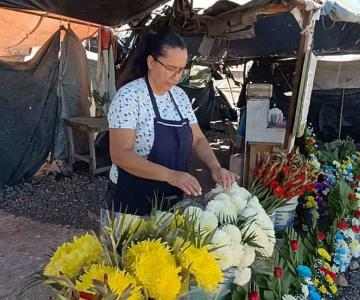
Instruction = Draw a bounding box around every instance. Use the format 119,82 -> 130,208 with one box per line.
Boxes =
90,90 -> 109,118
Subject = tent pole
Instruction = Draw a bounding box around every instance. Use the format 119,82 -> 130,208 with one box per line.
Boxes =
338,88 -> 345,140
284,10 -> 312,150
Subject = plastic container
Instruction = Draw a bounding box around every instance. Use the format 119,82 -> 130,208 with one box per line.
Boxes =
274,196 -> 299,232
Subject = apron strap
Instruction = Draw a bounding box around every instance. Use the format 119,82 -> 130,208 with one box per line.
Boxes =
145,76 -> 185,121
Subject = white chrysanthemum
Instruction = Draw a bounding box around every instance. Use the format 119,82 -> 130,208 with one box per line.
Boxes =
214,193 -> 232,202
262,240 -> 275,258
212,184 -> 225,194
237,245 -> 256,268
211,229 -> 232,246
253,227 -> 270,250
206,199 -> 237,223
343,228 -> 356,240
240,221 -> 258,237
229,194 -> 248,215
196,211 -> 218,232
222,224 -> 242,244
227,185 -> 251,199
233,267 -> 251,286
213,245 -> 234,270
230,244 -> 245,267
239,207 -> 258,220
246,196 -> 264,212
184,206 -> 203,218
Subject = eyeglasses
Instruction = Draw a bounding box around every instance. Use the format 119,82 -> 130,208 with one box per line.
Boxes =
154,58 -> 186,78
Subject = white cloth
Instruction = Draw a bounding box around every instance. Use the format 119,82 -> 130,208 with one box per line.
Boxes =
108,77 -> 197,183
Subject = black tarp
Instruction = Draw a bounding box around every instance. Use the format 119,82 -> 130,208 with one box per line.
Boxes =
0,0 -> 167,26
0,32 -> 60,185
227,13 -> 360,59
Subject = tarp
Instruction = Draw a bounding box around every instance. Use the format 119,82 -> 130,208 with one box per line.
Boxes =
0,32 -> 60,185
323,0 -> 360,23
0,8 -> 98,58
226,12 -> 360,59
313,55 -> 360,90
53,28 -> 92,160
0,0 -> 168,26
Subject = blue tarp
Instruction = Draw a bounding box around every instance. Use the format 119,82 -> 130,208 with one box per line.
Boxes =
323,0 -> 360,23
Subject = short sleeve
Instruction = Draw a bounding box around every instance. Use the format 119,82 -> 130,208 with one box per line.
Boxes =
173,87 -> 198,124
108,86 -> 140,129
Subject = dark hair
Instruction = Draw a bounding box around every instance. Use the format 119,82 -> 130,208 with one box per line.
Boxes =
117,31 -> 187,88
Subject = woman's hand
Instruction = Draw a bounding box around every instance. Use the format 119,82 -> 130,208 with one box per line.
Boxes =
210,166 -> 239,190
167,170 -> 202,196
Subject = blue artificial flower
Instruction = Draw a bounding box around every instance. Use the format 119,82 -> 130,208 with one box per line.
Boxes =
297,265 -> 312,279
309,289 -> 322,300
336,247 -> 346,255
335,232 -> 344,242
327,175 -> 336,186
334,254 -> 342,265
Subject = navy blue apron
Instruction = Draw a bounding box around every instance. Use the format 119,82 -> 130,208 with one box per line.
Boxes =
110,77 -> 193,215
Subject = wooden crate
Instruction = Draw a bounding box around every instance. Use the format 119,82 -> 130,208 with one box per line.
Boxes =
243,141 -> 282,188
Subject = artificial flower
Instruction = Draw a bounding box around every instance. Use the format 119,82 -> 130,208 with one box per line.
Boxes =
355,209 -> 360,219
237,245 -> 256,268
221,224 -> 242,244
296,265 -> 312,279
248,290 -> 260,300
318,248 -> 331,261
317,231 -> 326,241
338,219 -> 348,229
274,266 -> 282,279
196,211 -> 218,232
290,240 -> 299,251
318,285 -> 327,294
330,284 -> 337,294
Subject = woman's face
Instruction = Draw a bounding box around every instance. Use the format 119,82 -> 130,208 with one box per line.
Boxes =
147,47 -> 188,92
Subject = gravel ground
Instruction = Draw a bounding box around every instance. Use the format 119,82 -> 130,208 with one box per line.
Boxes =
0,173 -> 108,230
336,260 -> 360,300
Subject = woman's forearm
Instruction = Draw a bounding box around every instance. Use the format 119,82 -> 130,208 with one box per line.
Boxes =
193,137 -> 221,171
112,150 -> 171,181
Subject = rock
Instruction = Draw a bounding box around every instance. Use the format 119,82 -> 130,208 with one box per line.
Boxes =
337,275 -> 348,287
350,261 -> 360,270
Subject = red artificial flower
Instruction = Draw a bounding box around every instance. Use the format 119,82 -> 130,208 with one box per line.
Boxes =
270,180 -> 280,190
348,193 -> 357,201
338,219 -> 349,230
317,231 -> 326,241
290,240 -> 299,251
274,186 -> 285,198
295,174 -> 306,181
351,182 -> 357,189
274,266 -> 283,279
356,174 -> 360,181
282,166 -> 290,174
248,291 -> 260,300
304,184 -> 314,193
352,225 -> 360,234
355,209 -> 360,219
320,267 -> 337,281
79,292 -> 94,300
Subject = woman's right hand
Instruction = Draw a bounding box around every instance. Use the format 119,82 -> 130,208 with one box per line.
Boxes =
167,170 -> 202,197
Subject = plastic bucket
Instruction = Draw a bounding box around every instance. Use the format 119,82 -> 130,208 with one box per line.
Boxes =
274,196 -> 298,232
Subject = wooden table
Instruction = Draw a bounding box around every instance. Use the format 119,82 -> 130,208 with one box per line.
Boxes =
65,117 -> 111,175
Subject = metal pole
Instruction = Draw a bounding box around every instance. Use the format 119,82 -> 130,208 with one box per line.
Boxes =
338,88 -> 345,140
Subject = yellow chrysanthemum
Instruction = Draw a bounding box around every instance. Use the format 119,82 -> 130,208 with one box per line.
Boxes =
318,248 -> 331,261
76,264 -> 114,291
318,285 -> 327,294
313,278 -> 319,287
108,269 -> 143,300
306,196 -> 317,208
125,239 -> 175,271
326,274 -> 334,284
76,264 -> 143,300
330,284 -> 337,294
170,213 -> 185,230
44,233 -> 103,278
125,240 -> 181,300
179,244 -> 223,292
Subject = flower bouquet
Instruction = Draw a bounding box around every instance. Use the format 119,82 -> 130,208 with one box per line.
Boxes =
251,149 -> 319,214
33,207 -> 224,300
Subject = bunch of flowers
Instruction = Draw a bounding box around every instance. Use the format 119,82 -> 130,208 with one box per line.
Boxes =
38,207 -> 224,300
252,150 -> 319,214
185,183 -> 276,289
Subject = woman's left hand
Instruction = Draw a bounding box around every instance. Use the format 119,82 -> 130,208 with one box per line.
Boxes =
210,167 -> 239,190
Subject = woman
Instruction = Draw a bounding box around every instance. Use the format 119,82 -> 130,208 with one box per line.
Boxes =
106,31 -> 238,215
